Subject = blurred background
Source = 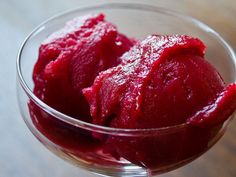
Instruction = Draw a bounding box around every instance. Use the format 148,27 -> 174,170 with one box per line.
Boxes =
0,0 -> 235,176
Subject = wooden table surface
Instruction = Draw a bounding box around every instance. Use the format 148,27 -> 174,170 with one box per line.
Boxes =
0,0 -> 235,176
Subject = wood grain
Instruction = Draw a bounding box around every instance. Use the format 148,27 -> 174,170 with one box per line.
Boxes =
0,0 -> 235,176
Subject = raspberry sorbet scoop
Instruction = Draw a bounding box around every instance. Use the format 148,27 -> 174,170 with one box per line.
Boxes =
33,13 -> 135,120
83,35 -> 236,129
29,14 -> 135,151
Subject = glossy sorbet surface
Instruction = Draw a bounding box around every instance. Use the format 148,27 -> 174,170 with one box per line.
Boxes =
33,13 -> 135,120
30,13 -> 236,168
83,34 -> 236,129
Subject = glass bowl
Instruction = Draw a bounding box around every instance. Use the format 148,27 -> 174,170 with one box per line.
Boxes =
16,3 -> 236,177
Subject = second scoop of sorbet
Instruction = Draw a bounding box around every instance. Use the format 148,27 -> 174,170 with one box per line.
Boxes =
83,35 -> 235,129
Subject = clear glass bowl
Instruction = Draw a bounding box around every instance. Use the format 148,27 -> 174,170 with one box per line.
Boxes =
17,3 -> 236,177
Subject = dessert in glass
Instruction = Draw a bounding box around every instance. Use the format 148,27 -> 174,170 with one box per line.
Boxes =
17,3 -> 236,177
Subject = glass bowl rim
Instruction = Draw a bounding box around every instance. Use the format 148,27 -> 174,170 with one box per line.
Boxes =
16,2 -> 236,136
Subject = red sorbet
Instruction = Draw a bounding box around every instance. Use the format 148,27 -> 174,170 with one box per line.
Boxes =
33,13 -> 135,120
30,14 -> 236,169
29,14 -> 135,152
83,35 -> 236,129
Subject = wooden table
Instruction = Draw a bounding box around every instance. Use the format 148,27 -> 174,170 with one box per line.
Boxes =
0,0 -> 235,176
